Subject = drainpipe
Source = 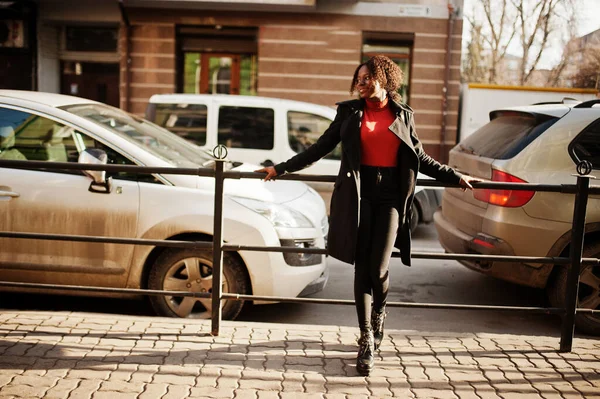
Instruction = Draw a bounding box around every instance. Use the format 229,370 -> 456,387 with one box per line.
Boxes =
118,0 -> 131,112
440,1 -> 456,163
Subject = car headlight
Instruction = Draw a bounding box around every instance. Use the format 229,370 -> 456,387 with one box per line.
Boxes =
230,197 -> 314,228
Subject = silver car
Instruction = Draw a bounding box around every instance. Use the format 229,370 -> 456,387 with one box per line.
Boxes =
434,99 -> 600,335
0,90 -> 329,320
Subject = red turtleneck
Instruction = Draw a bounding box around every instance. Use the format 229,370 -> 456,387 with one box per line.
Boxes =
360,97 -> 400,167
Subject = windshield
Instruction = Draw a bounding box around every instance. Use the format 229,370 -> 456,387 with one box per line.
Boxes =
62,103 -> 215,167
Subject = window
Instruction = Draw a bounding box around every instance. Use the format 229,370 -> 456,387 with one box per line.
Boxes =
0,107 -> 156,183
177,26 -> 258,95
65,26 -> 118,52
218,106 -> 274,149
457,111 -> 558,160
287,111 -> 341,160
150,103 -> 208,146
570,119 -> 600,169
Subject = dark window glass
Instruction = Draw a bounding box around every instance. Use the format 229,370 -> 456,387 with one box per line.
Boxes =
218,106 -> 274,149
287,111 -> 340,160
66,26 -> 118,52
571,119 -> 600,169
151,103 -> 208,146
457,111 -> 558,159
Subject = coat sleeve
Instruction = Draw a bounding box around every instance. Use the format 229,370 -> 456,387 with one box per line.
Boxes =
409,112 -> 462,184
274,105 -> 346,175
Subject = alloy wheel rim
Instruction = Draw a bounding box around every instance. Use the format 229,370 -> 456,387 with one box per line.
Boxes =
161,256 -> 229,318
578,265 -> 600,316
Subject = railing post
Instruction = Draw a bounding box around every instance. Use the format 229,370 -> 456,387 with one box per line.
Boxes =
560,164 -> 592,352
211,158 -> 225,336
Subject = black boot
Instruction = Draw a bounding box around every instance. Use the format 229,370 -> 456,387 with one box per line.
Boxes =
356,329 -> 374,376
371,308 -> 387,350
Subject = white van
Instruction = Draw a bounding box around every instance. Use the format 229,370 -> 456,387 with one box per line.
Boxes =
146,94 -> 441,231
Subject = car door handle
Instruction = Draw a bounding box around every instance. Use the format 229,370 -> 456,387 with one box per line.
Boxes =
0,190 -> 20,198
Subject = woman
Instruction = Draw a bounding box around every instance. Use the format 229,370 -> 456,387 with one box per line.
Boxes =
257,55 -> 478,376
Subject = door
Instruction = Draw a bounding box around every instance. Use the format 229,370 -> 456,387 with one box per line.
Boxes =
199,54 -> 241,95
61,61 -> 120,107
0,106 -> 139,287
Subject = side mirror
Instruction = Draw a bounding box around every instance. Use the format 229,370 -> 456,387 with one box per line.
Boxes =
78,148 -> 112,193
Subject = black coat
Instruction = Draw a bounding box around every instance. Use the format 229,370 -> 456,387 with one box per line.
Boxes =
275,98 -> 462,266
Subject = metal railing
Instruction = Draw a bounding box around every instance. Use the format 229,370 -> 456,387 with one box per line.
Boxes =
0,157 -> 598,353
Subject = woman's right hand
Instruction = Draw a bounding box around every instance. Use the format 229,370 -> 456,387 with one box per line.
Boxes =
255,166 -> 278,181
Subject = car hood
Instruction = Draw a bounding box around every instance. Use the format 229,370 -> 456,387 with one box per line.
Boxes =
198,162 -> 310,204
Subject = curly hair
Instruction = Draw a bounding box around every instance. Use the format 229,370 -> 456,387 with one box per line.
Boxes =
350,55 -> 404,102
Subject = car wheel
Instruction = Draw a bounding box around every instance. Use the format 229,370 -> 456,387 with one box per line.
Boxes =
148,249 -> 249,320
410,202 -> 420,233
548,241 -> 600,335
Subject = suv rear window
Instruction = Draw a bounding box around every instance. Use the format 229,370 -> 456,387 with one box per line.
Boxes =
457,111 -> 558,159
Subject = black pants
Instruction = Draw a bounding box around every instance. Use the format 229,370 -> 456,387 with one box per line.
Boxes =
355,165 -> 401,331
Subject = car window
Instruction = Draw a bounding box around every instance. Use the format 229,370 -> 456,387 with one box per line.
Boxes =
287,111 -> 341,160
218,106 -> 274,149
0,106 -> 158,183
149,103 -> 207,147
570,118 -> 600,169
457,111 -> 558,159
64,103 -> 213,168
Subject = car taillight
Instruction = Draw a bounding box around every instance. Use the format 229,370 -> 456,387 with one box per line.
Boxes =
473,169 -> 535,207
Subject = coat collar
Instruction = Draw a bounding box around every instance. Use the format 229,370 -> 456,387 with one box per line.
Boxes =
336,97 -> 414,115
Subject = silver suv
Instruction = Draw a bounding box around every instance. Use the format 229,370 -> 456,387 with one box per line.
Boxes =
434,99 -> 600,335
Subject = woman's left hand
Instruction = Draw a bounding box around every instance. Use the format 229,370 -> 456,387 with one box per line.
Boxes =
459,175 -> 482,191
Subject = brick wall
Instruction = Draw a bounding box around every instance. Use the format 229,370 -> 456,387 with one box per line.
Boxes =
124,8 -> 462,159
120,24 -> 177,115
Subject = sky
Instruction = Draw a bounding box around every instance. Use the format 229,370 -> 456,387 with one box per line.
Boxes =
462,0 -> 600,70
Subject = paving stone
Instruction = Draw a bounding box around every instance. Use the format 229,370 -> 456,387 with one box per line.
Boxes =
152,373 -> 196,386
162,384 -> 191,399
218,368 -> 242,390
98,380 -> 145,393
282,372 -> 304,392
495,393 -> 543,399
44,377 -> 81,399
189,386 -> 236,398
130,365 -> 160,384
453,384 -> 480,399
404,365 -> 428,381
411,388 -> 458,398
257,391 -> 280,399
64,379 -> 102,399
68,369 -> 112,381
138,382 -> 168,399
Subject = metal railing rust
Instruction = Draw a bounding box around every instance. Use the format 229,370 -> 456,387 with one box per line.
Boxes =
0,157 -> 598,352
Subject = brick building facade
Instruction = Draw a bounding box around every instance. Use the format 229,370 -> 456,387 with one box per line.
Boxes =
31,0 -> 463,160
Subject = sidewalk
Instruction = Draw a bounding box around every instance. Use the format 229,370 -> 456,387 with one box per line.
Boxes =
0,310 -> 598,399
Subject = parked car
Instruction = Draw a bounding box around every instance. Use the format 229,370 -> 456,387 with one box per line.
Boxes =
434,99 -> 600,335
146,94 -> 441,231
0,90 -> 330,320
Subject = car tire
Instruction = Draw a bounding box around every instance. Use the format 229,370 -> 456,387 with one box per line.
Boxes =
548,241 -> 600,335
148,248 -> 249,320
410,202 -> 420,233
